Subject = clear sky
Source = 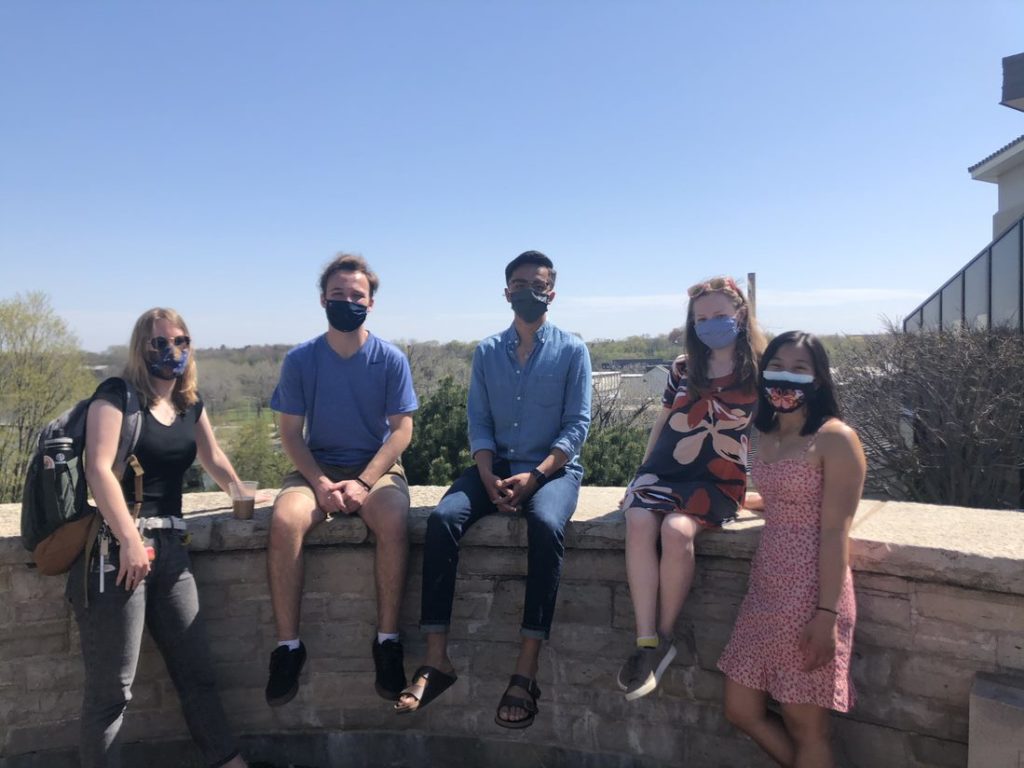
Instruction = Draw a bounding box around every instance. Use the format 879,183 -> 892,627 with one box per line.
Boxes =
2,1 -> 1023,352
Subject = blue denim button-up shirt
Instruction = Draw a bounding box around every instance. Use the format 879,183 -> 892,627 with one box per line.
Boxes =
468,322 -> 592,474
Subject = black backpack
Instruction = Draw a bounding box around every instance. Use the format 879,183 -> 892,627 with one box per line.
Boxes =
20,377 -> 144,575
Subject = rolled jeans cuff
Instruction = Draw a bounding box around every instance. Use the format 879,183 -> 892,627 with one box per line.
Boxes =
420,622 -> 450,634
520,625 -> 549,640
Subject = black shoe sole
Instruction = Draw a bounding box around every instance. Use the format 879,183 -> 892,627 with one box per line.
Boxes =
266,684 -> 299,707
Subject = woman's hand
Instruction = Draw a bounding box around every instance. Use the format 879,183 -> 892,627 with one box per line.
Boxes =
799,610 -> 838,671
116,535 -> 151,591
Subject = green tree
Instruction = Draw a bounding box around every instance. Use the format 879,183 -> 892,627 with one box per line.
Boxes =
580,424 -> 648,486
224,415 -> 293,489
403,376 -> 471,485
0,292 -> 97,502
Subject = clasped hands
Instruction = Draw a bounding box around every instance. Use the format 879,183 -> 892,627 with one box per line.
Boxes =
484,471 -> 538,513
315,477 -> 369,515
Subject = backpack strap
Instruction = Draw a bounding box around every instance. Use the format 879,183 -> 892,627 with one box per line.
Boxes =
111,379 -> 144,479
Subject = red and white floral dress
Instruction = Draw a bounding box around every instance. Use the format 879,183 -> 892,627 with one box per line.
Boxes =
717,439 -> 856,712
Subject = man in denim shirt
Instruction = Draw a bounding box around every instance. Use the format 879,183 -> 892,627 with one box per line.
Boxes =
395,250 -> 592,729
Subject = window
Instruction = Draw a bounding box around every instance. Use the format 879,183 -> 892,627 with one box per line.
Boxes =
991,225 -> 1021,330
964,252 -> 989,330
921,295 -> 941,330
941,275 -> 963,330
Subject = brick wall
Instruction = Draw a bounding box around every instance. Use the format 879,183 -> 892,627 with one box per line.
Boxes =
1,489 -> 1022,767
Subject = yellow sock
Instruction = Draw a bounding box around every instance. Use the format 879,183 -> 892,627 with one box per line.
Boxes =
637,636 -> 659,649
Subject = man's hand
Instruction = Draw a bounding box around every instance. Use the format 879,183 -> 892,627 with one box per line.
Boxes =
335,479 -> 370,514
314,477 -> 348,515
481,468 -> 516,513
500,472 -> 539,511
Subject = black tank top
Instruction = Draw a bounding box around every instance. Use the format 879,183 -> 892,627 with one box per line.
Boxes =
92,377 -> 204,517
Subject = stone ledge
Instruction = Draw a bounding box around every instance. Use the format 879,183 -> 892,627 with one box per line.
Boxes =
1,489 -> 1022,596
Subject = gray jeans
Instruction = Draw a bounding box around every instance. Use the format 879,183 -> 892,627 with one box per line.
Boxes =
67,525 -> 239,768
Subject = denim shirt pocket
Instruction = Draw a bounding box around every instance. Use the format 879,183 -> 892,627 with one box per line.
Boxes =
531,374 -> 564,407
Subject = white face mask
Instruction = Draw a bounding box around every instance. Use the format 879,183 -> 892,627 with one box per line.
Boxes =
762,370 -> 814,385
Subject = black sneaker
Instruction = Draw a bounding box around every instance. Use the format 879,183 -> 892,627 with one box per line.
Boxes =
265,642 -> 306,707
372,638 -> 407,700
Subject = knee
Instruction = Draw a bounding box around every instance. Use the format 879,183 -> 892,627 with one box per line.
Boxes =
723,698 -> 756,731
270,497 -> 312,539
625,507 -> 659,538
787,714 -> 830,746
426,503 -> 462,543
660,517 -> 696,553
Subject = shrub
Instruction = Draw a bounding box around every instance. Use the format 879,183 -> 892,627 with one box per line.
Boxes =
834,325 -> 1024,509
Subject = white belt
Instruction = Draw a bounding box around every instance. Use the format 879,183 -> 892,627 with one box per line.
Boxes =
139,517 -> 188,532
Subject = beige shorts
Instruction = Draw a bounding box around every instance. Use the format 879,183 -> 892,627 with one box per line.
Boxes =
278,459 -> 409,510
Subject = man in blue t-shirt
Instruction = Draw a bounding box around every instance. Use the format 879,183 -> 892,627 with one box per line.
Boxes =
264,253 -> 418,707
394,250 -> 592,729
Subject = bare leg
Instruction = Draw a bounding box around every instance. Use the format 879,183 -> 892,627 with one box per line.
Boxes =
358,487 -> 409,635
267,492 -> 325,641
625,506 -> 662,637
497,636 -> 543,723
655,512 -> 699,638
724,678 -> 795,766
781,703 -> 833,768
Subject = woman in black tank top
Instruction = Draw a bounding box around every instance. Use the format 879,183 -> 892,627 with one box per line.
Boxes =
70,307 -> 251,768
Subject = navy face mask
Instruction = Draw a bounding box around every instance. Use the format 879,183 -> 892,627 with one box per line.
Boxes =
148,347 -> 189,380
326,300 -> 368,333
508,289 -> 550,323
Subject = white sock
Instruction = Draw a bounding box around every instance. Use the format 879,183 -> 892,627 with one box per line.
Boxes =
377,632 -> 399,645
278,639 -> 301,651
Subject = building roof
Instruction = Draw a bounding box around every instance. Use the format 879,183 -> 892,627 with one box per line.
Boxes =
968,134 -> 1024,179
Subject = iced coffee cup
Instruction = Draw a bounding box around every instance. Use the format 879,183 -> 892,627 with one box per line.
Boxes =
229,480 -> 258,520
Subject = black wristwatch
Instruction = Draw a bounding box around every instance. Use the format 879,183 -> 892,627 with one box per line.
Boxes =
530,468 -> 548,486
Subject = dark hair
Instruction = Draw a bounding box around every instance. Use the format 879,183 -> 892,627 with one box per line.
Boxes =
505,250 -> 557,286
754,330 -> 841,435
684,277 -> 766,395
319,253 -> 380,297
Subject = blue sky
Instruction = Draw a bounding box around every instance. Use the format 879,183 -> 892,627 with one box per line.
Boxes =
2,1 -> 1023,351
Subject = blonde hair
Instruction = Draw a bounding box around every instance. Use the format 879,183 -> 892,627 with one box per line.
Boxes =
123,308 -> 199,412
684,276 -> 767,394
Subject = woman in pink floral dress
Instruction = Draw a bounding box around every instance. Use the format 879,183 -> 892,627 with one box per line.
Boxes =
718,331 -> 866,767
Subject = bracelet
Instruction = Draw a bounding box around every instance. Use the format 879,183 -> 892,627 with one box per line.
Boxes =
354,476 -> 373,492
816,606 -> 838,615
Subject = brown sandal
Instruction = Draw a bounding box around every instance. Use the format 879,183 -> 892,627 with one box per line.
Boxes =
494,673 -> 540,729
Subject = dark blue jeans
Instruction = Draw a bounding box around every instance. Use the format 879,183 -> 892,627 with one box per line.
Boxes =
67,525 -> 239,768
420,460 -> 581,639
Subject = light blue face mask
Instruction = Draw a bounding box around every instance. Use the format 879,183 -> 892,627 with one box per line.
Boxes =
695,316 -> 740,349
762,370 -> 814,385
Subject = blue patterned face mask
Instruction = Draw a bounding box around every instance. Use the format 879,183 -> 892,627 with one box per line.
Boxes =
148,346 -> 189,380
695,316 -> 740,349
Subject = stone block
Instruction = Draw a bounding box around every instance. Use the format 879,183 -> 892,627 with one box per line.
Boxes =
912,617 -> 998,664
9,568 -> 64,602
560,549 -> 626,582
896,655 -> 977,705
854,619 -> 912,649
850,644 -> 898,691
914,583 -> 1024,633
908,734 -> 968,768
855,572 -> 911,595
457,548 -> 528,578
857,589 -> 911,628
553,582 -> 613,626
968,672 -> 1024,768
3,721 -> 80,756
24,656 -> 83,693
0,621 -> 69,658
191,551 -> 265,584
831,717 -> 911,768
997,634 -> 1024,671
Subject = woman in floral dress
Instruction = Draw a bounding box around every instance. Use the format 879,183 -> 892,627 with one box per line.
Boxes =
718,331 -> 866,767
617,276 -> 766,701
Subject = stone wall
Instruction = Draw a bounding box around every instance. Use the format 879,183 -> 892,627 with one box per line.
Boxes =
1,489 -> 1022,767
